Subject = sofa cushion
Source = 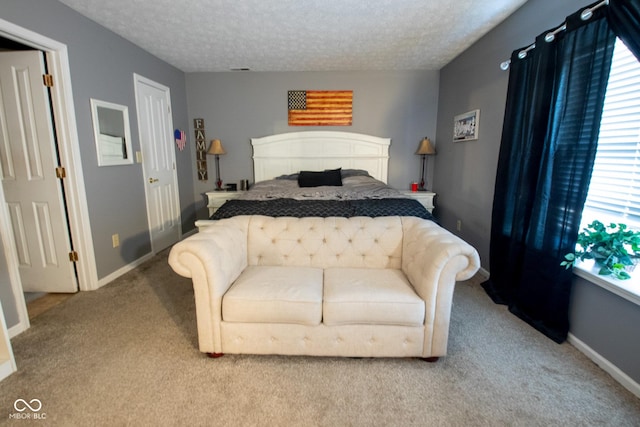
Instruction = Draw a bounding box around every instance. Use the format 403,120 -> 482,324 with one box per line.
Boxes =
223,266 -> 323,325
323,268 -> 425,326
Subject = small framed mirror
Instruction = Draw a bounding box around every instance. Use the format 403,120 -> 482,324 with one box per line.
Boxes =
90,99 -> 133,166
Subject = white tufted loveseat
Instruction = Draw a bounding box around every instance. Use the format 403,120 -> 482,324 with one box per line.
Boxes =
168,215 -> 480,360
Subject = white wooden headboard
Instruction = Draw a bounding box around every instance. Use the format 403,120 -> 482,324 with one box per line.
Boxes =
251,131 -> 391,183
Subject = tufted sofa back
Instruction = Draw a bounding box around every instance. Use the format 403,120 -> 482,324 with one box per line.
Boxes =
247,216 -> 404,269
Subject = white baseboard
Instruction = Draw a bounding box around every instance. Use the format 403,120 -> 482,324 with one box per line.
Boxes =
568,333 -> 640,399
96,252 -> 154,288
0,359 -> 16,382
7,322 -> 27,339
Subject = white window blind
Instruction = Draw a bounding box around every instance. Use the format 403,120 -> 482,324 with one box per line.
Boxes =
582,39 -> 640,228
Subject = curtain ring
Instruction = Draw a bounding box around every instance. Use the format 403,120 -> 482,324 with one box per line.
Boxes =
581,8 -> 593,20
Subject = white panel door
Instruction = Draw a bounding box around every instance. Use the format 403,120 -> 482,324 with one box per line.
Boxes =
0,51 -> 76,293
134,75 -> 180,252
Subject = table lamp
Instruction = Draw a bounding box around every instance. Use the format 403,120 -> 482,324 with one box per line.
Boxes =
207,139 -> 226,191
416,137 -> 436,191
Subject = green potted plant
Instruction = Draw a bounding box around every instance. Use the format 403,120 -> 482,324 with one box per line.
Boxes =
562,220 -> 640,280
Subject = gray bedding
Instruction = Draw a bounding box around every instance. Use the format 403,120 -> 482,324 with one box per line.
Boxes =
238,175 -> 410,201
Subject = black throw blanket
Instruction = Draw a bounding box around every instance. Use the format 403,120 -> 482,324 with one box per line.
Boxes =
211,198 -> 435,221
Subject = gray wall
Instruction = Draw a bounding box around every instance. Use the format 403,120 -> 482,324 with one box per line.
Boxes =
2,0 -> 195,284
186,71 -> 439,219
434,0 -> 588,265
570,277 -> 640,383
436,0 -> 640,386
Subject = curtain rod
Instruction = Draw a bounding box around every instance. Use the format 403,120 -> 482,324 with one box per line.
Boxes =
499,0 -> 609,70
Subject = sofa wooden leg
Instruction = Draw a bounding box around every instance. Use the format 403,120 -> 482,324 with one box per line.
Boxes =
421,357 -> 439,363
207,352 -> 224,358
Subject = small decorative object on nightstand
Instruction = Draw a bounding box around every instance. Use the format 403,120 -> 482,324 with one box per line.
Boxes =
207,139 -> 226,191
415,137 -> 436,191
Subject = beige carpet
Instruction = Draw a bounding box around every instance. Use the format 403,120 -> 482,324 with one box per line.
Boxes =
1,249 -> 639,426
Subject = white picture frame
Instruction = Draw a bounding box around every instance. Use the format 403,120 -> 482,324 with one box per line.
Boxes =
453,109 -> 480,142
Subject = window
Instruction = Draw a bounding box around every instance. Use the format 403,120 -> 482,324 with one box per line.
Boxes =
581,39 -> 640,230
578,38 -> 640,304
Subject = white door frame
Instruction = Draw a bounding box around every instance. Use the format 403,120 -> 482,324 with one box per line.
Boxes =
0,19 -> 98,336
133,73 -> 182,253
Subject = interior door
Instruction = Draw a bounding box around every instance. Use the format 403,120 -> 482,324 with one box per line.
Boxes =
0,51 -> 77,293
134,74 -> 181,252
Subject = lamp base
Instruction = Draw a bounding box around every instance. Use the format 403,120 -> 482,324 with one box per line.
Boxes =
419,156 -> 427,192
214,156 -> 224,191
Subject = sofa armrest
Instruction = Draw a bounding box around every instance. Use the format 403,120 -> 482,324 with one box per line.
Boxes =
401,217 -> 481,357
168,217 -> 249,353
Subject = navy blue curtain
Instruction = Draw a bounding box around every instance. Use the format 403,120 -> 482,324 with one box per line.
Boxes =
608,0 -> 640,60
482,4 -> 616,343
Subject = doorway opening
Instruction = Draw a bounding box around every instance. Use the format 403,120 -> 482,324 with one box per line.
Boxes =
0,39 -> 78,319
0,19 -> 98,337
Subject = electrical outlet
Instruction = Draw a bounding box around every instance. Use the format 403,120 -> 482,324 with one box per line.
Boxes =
456,220 -> 462,232
112,233 -> 120,248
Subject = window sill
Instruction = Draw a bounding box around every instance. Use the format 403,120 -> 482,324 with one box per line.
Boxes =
574,260 -> 640,307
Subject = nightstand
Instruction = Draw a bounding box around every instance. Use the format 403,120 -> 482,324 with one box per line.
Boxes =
206,191 -> 242,217
402,191 -> 436,213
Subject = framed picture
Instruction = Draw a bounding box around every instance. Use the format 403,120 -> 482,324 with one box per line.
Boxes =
453,109 -> 480,142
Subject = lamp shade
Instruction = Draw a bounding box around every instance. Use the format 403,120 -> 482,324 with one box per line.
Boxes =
416,137 -> 436,155
207,139 -> 226,155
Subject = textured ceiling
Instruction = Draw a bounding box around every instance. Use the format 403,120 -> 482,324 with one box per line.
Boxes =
58,0 -> 527,72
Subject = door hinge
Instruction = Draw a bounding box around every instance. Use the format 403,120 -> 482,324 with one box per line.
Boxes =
43,74 -> 54,87
69,251 -> 79,262
55,166 -> 66,179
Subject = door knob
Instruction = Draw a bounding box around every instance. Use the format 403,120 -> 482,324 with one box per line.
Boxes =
148,177 -> 159,183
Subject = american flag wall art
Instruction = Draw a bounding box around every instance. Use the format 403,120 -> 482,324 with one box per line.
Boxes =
287,90 -> 353,126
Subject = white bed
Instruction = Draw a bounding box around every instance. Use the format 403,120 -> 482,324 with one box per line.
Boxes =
251,131 -> 391,183
197,131 -> 433,229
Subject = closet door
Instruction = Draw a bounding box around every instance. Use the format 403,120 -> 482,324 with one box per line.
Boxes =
0,51 -> 77,292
